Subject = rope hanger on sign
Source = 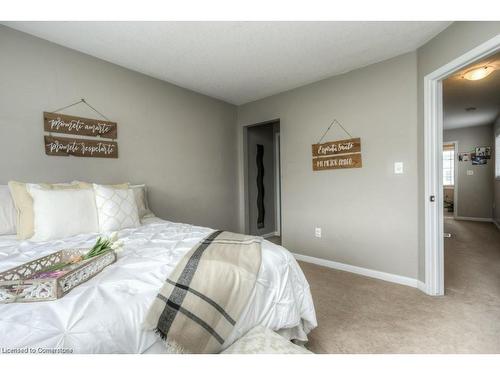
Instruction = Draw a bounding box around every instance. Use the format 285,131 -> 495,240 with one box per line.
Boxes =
50,98 -> 111,121
316,119 -> 354,144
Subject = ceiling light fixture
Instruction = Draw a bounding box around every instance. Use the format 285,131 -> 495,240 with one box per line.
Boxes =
462,66 -> 496,81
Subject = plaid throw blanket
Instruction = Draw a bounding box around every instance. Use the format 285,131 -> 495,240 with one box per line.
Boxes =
144,230 -> 262,354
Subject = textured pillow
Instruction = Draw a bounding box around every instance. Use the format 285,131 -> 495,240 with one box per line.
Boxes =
8,181 -> 83,240
29,186 -> 99,242
0,185 -> 17,235
130,184 -> 154,219
93,184 -> 140,232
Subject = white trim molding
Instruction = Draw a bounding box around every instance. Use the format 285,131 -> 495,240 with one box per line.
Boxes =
494,219 -> 500,231
454,216 -> 493,223
417,281 -> 427,293
424,34 -> 500,297
261,231 -> 279,238
443,140 -> 459,219
275,132 -> 281,237
293,253 -> 420,289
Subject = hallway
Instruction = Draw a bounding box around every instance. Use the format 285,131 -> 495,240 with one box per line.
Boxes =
444,219 -> 500,297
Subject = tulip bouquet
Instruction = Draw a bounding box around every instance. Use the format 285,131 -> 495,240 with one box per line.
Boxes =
31,232 -> 123,279
83,232 -> 124,260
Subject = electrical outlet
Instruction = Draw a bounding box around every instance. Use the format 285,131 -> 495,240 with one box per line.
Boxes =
467,170 -> 474,176
315,227 -> 322,238
394,162 -> 404,174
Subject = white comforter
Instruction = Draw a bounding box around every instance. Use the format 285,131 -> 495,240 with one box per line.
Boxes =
0,218 -> 317,353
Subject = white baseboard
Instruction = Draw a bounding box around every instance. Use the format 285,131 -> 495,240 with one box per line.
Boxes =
494,219 -> 500,231
455,216 -> 493,222
261,231 -> 279,239
293,253 -> 419,289
417,281 -> 427,294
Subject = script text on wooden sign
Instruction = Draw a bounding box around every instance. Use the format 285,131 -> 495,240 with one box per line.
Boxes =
44,112 -> 117,139
312,153 -> 362,171
311,137 -> 361,157
44,135 -> 118,158
311,137 -> 362,171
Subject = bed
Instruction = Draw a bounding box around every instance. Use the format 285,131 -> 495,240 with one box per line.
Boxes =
0,217 -> 317,353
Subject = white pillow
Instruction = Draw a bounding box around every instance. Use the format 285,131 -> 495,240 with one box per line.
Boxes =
28,186 -> 99,242
93,184 -> 140,232
130,184 -> 154,219
0,185 -> 17,235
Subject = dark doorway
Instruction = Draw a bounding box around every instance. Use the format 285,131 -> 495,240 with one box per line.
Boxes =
245,120 -> 281,242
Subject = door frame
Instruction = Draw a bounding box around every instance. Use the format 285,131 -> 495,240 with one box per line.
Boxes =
424,34 -> 500,296
242,119 -> 281,236
275,132 -> 282,236
443,141 -> 458,219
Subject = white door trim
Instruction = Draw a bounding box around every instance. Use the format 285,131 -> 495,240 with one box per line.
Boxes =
424,34 -> 500,296
453,141 -> 459,220
443,140 -> 458,219
275,132 -> 281,236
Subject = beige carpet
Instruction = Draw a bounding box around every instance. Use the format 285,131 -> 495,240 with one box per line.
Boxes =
301,219 -> 500,353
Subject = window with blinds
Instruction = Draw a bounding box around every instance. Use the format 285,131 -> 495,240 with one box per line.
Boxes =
443,144 -> 455,186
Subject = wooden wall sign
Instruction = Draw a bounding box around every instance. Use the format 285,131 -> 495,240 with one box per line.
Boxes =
312,153 -> 362,171
312,137 -> 361,157
312,137 -> 362,171
44,112 -> 117,139
44,135 -> 118,159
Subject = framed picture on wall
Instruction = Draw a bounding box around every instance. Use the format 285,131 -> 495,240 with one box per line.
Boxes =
475,146 -> 491,159
471,153 -> 487,166
458,152 -> 470,162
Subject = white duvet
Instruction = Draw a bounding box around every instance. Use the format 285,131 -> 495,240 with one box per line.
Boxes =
0,218 -> 317,353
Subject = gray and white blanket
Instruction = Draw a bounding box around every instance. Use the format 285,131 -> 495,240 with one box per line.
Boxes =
143,230 -> 262,353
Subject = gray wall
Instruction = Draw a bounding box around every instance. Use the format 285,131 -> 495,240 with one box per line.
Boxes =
495,117 -> 500,224
246,124 -> 276,236
3,22 -> 500,284
417,21 -> 500,281
444,125 -> 494,219
0,26 -> 239,231
238,52 -> 419,279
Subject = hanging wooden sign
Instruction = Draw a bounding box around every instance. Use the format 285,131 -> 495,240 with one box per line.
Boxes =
44,135 -> 118,159
312,137 -> 361,157
312,153 -> 362,171
44,112 -> 117,139
312,137 -> 362,171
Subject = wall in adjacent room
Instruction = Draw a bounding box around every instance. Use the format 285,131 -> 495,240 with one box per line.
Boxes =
417,21 -> 500,280
238,52 -> 419,279
444,124 -> 494,219
0,26 -> 239,231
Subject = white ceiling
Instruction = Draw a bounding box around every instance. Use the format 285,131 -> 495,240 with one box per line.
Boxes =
4,21 -> 451,105
444,51 -> 500,130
